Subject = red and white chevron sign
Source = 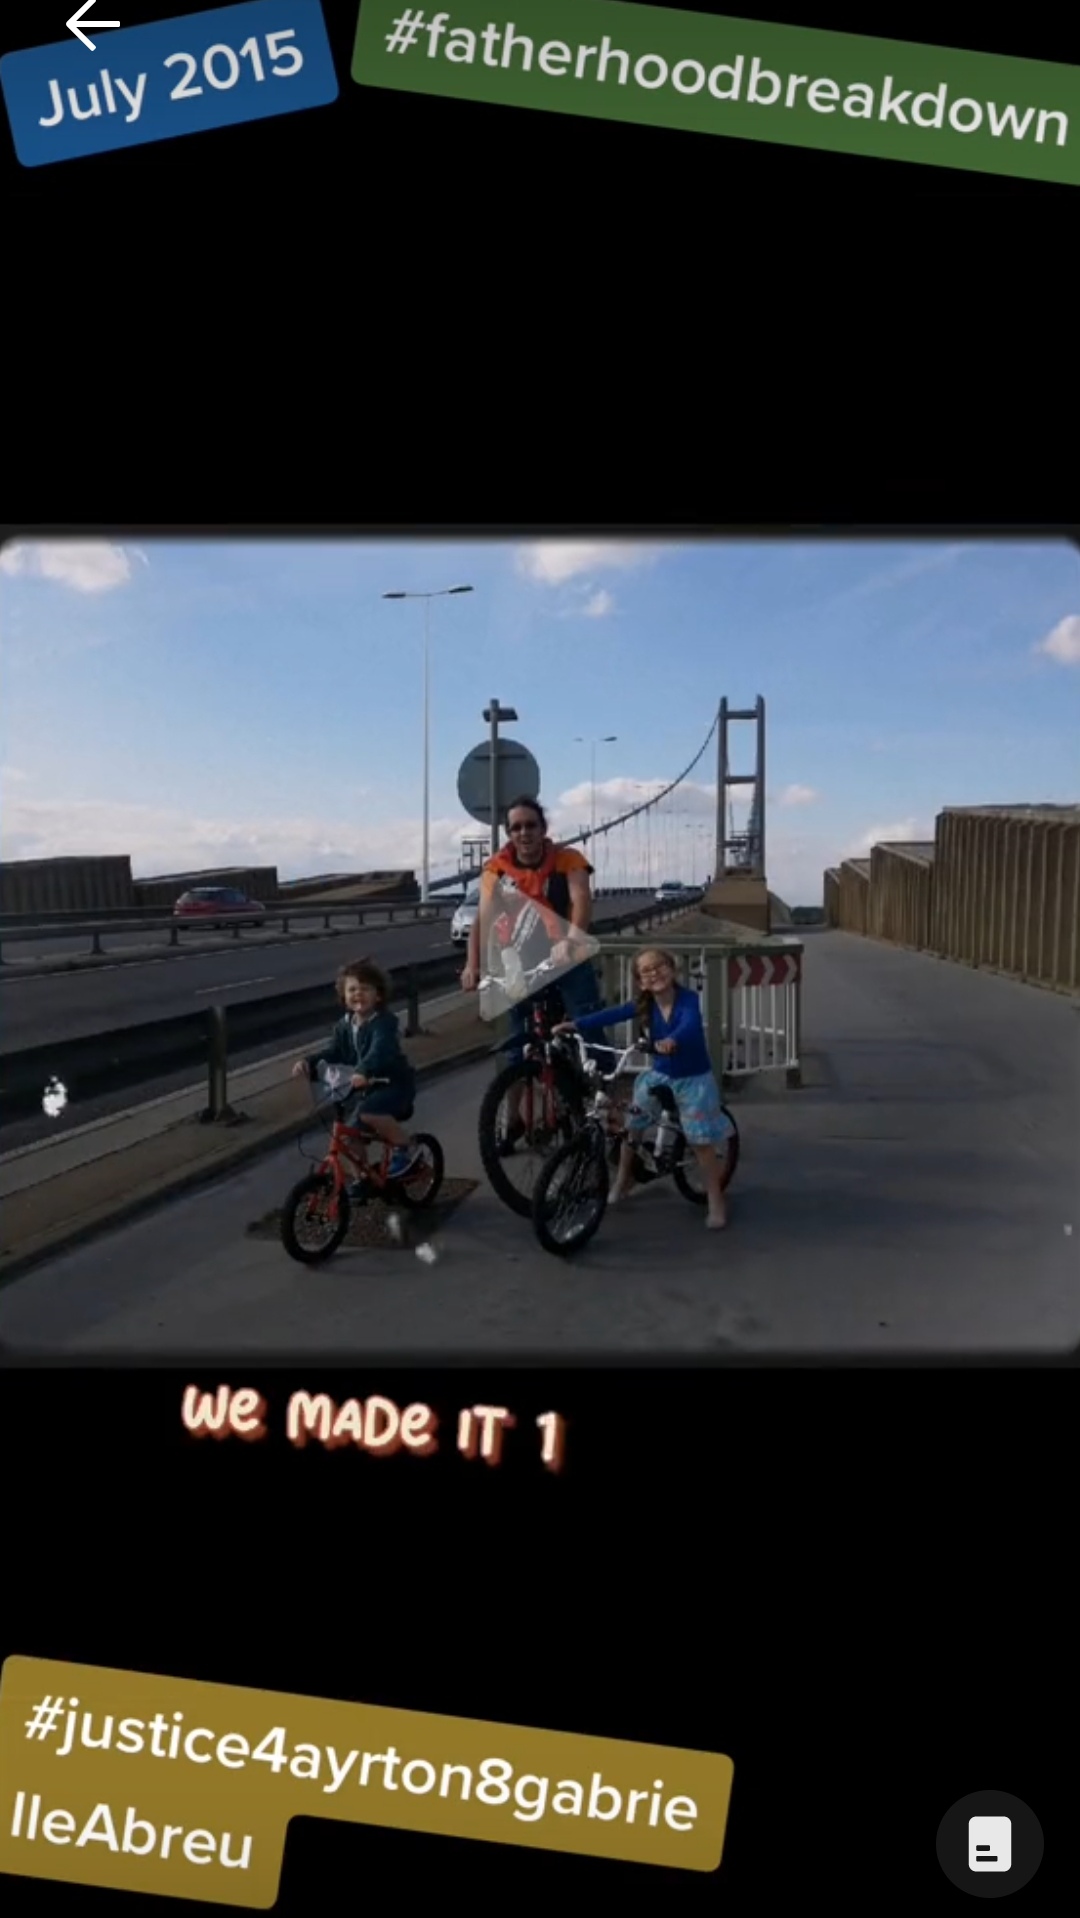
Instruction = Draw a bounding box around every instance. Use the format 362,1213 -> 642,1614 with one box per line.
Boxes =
728,953 -> 801,988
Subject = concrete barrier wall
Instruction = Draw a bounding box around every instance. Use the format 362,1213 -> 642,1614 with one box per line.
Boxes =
824,806 -> 1080,994
702,875 -> 771,933
837,860 -> 871,934
275,872 -> 419,904
134,866 -> 279,906
275,870 -> 417,901
929,806 -> 1080,992
0,856 -> 136,913
869,844 -> 934,949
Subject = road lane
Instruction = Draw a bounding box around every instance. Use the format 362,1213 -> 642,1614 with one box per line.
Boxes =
0,921 -> 460,1050
0,892 -> 654,1048
0,907 -> 443,961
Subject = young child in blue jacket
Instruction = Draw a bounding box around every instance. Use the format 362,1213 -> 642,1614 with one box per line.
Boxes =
556,945 -> 733,1228
291,960 -> 420,1180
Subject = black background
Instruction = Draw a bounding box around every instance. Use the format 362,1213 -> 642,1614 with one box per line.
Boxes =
1,0 -> 1076,1875
0,1364 -> 1072,1908
2,0 -> 1077,200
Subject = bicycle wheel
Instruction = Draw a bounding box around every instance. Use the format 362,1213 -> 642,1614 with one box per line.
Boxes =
478,1058 -> 585,1219
671,1109 -> 741,1204
391,1134 -> 445,1209
280,1174 -> 351,1264
532,1131 -> 609,1258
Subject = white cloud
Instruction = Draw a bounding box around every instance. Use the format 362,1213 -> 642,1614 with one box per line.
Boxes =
821,542 -> 974,612
3,779 -> 728,887
0,795 -> 483,883
1,766 -> 29,783
543,777 -> 720,861
842,818 -> 933,858
758,830 -> 841,908
776,784 -> 818,807
1034,614 -> 1080,664
582,589 -> 615,618
0,541 -> 139,593
0,786 -> 927,910
515,540 -> 669,585
553,776 -> 716,821
554,585 -> 618,620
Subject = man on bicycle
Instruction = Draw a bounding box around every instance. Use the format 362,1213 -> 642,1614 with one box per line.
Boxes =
460,796 -> 604,1149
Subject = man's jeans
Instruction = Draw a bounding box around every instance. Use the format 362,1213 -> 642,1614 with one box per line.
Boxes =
505,958 -> 607,1065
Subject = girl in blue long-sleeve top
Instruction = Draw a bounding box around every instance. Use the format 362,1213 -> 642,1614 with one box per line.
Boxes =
556,946 -> 733,1228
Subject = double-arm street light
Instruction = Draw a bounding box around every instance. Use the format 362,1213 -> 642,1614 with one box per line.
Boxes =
383,583 -> 474,903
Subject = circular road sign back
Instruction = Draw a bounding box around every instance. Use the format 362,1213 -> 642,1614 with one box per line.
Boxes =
457,739 -> 540,826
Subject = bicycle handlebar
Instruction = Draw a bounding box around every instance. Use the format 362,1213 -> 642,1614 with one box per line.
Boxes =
309,1062 -> 391,1097
560,1030 -> 654,1080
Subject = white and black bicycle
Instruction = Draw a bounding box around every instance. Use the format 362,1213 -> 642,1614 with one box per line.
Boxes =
531,1031 -> 740,1259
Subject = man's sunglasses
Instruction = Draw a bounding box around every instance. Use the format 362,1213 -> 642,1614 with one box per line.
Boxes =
508,820 -> 541,832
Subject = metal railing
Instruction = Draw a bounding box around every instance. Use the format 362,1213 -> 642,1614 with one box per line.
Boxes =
0,954 -> 465,1129
596,932 -> 803,1088
0,898 -> 455,959
0,890 -> 427,926
0,888 -> 685,960
0,896 -> 697,1126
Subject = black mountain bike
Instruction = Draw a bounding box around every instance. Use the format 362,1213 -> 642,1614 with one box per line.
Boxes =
476,956 -> 593,1218
531,1032 -> 740,1259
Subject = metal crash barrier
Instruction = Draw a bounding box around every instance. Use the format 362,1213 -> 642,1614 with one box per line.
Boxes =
596,933 -> 803,1089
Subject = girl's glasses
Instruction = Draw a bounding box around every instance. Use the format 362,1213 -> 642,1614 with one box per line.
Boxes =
637,964 -> 671,980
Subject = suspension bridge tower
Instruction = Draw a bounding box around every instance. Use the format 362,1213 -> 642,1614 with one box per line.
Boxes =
706,694 -> 772,933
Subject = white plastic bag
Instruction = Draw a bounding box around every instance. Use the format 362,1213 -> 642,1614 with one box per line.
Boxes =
315,1061 -> 353,1098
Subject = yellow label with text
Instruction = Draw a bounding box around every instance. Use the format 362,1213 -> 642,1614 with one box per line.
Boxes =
0,1656 -> 734,1905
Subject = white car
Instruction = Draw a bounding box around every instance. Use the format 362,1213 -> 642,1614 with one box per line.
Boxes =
451,880 -> 480,946
655,880 -> 695,905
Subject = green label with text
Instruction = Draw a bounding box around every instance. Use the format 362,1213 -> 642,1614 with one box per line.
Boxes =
351,0 -> 1078,185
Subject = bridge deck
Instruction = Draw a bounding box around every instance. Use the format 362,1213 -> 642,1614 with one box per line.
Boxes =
0,931 -> 1076,1357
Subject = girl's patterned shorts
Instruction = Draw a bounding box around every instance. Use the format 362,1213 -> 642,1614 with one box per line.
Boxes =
625,1068 -> 734,1148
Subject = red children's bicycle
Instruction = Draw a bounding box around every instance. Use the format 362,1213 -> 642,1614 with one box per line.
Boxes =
280,1063 -> 444,1266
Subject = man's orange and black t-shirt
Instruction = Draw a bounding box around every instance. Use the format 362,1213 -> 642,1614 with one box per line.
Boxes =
481,841 -> 593,967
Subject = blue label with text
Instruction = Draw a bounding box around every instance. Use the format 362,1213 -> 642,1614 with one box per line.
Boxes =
1,0 -> 338,167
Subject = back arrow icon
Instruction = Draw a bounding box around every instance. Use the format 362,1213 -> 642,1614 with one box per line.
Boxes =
66,1 -> 121,50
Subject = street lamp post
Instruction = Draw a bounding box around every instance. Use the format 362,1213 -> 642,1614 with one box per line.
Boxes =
482,700 -> 518,855
575,734 -> 618,850
634,782 -> 655,888
383,583 -> 474,903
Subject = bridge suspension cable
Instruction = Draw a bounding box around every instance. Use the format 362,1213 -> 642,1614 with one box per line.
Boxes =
561,706 -> 720,850
433,706 -> 721,889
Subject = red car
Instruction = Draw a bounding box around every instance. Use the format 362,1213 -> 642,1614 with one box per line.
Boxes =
173,886 -> 267,925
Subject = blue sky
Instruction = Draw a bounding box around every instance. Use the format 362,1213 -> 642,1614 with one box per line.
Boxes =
1,535 -> 1077,905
